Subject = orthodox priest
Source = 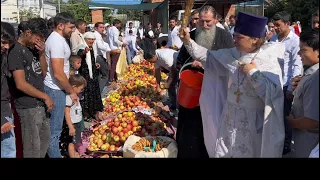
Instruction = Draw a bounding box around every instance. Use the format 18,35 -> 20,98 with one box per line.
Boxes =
181,12 -> 285,157
167,6 -> 234,158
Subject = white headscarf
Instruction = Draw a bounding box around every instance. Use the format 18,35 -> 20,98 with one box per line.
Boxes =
75,32 -> 96,79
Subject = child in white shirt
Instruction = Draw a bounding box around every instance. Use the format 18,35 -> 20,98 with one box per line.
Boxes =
65,74 -> 87,158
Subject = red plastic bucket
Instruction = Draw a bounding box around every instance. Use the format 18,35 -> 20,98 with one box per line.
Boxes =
177,63 -> 204,108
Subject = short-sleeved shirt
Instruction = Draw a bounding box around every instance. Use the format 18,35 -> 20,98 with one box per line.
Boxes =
291,63 -> 319,158
8,42 -> 45,109
154,49 -> 178,72
166,26 -> 183,49
44,31 -> 71,90
66,95 -> 82,124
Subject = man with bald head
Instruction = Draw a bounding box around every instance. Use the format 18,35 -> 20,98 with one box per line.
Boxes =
167,5 -> 234,158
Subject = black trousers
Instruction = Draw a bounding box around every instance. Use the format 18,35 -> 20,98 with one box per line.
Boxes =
283,86 -> 293,155
96,55 -> 108,93
177,105 -> 209,158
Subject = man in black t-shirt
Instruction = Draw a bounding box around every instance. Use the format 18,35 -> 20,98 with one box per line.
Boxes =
8,18 -> 53,158
1,22 -> 16,158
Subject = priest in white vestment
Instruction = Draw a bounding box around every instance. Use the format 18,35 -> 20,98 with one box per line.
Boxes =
180,12 -> 286,157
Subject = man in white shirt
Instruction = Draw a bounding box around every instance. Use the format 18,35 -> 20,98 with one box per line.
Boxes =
271,11 -> 303,155
137,23 -> 145,39
93,22 -> 111,92
166,17 -> 183,50
70,19 -> 86,55
124,30 -> 140,64
125,22 -> 137,37
107,19 -> 126,82
44,12 -> 77,158
144,44 -> 178,110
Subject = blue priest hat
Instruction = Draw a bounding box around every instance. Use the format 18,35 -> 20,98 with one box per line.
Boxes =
234,12 -> 268,38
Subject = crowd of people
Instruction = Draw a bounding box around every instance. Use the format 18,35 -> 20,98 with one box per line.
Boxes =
1,5 -> 319,158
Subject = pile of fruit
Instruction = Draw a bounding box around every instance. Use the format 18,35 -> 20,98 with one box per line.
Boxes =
132,137 -> 171,152
103,95 -> 153,115
88,111 -> 168,152
86,60 -> 173,156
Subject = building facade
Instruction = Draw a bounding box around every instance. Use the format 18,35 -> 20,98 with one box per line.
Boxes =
1,0 -> 56,23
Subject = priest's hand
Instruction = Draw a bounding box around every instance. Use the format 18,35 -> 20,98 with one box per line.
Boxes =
179,28 -> 190,44
241,61 -> 257,74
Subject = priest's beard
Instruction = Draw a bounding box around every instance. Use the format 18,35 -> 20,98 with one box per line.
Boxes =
195,25 -> 216,50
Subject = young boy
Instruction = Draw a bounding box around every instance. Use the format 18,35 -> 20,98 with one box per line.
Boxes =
64,74 -> 87,158
287,29 -> 319,158
69,55 -> 82,76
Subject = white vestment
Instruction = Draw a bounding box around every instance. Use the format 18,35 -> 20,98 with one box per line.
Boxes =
185,40 -> 285,157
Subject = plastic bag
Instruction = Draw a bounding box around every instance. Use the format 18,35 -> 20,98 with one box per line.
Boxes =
132,50 -> 144,64
123,135 -> 178,158
116,48 -> 128,80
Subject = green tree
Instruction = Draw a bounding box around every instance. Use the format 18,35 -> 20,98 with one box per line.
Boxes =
15,8 -> 40,21
265,0 -> 319,30
103,9 -> 114,24
117,9 -> 143,21
59,0 -> 92,23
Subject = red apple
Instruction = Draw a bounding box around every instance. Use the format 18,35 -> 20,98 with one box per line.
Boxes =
127,124 -> 133,131
132,120 -> 139,127
114,121 -> 120,127
112,127 -> 119,135
118,131 -> 124,137
113,135 -> 120,142
109,145 -> 116,151
126,119 -> 132,124
122,128 -> 128,133
121,122 -> 127,128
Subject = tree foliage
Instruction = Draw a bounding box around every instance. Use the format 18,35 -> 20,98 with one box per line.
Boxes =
59,0 -> 92,23
103,9 -> 114,24
265,0 -> 319,30
117,9 -> 143,21
16,8 -> 40,21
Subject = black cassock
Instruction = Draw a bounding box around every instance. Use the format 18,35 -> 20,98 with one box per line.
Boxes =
176,27 -> 234,158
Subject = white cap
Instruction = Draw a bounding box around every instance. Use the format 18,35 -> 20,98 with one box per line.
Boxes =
83,32 -> 96,39
105,23 -> 110,27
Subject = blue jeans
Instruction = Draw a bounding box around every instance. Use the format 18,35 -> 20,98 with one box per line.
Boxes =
1,116 -> 16,158
44,86 -> 66,158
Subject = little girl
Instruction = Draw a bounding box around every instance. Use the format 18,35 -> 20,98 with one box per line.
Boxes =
63,74 -> 87,158
69,55 -> 82,76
